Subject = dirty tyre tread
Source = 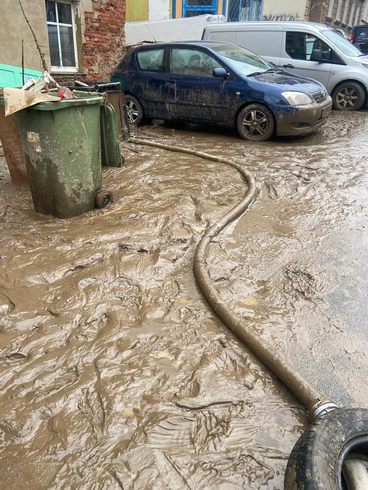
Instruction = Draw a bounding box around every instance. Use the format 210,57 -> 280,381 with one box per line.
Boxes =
332,81 -> 366,111
284,408 -> 368,490
236,103 -> 275,141
125,94 -> 144,126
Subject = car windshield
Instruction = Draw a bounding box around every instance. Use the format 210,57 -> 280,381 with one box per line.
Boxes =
211,44 -> 272,77
322,29 -> 362,56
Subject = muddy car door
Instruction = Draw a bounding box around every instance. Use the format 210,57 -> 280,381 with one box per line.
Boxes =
165,47 -> 237,123
134,47 -> 170,119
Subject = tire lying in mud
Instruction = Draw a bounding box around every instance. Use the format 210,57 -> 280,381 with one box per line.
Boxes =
284,408 -> 368,490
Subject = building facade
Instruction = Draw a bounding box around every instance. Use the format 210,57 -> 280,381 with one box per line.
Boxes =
0,0 -> 126,82
129,0 -> 368,29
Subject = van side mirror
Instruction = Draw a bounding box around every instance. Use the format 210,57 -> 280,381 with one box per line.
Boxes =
213,67 -> 228,78
310,49 -> 323,62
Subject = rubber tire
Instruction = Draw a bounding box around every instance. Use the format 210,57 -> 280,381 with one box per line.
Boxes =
332,82 -> 366,111
96,191 -> 113,209
125,94 -> 144,126
284,408 -> 368,490
236,103 -> 275,141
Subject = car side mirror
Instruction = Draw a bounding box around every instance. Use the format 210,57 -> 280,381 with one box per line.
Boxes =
213,67 -> 228,78
310,49 -> 323,62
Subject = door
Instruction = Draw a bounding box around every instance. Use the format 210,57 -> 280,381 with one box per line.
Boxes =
279,31 -> 343,89
134,47 -> 169,119
165,47 -> 237,123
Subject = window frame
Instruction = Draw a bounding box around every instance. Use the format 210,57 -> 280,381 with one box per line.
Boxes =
46,0 -> 79,73
285,31 -> 344,65
183,0 -> 218,17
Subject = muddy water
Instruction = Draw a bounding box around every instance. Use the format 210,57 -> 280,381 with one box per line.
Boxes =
1,112 -> 368,489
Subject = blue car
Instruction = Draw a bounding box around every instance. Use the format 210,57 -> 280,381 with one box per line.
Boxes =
112,41 -> 332,141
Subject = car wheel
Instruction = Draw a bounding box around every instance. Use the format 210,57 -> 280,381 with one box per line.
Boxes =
237,104 -> 275,141
284,408 -> 368,490
125,95 -> 144,125
332,82 -> 366,111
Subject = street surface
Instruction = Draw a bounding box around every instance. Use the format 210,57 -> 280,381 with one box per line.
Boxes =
1,111 -> 368,488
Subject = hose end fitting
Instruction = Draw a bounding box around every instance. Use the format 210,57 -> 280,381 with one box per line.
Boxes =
310,401 -> 338,421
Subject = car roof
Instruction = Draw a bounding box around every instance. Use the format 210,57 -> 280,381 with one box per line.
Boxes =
203,20 -> 331,33
131,40 -> 233,50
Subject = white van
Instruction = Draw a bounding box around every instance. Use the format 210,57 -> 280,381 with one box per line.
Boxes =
202,21 -> 368,111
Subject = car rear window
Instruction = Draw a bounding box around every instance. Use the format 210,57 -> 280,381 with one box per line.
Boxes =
354,27 -> 368,40
137,48 -> 165,72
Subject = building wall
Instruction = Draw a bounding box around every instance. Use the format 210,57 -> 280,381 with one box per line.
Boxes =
149,0 -> 170,20
81,0 -> 126,81
0,0 -> 126,82
262,0 -> 307,21
0,0 -> 50,72
126,0 -> 149,21
308,0 -> 368,30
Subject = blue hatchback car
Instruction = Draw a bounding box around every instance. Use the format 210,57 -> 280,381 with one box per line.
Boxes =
112,41 -> 332,141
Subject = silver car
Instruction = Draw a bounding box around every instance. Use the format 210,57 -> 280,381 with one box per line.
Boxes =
202,21 -> 368,111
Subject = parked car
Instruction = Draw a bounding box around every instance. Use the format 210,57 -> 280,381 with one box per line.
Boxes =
112,41 -> 331,141
351,24 -> 368,55
202,22 -> 368,111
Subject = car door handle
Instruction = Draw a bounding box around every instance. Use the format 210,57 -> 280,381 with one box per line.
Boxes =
283,64 -> 294,68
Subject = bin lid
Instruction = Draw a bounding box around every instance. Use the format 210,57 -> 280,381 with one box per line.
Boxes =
31,95 -> 104,111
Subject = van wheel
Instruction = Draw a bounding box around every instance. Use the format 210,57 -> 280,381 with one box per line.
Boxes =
125,95 -> 144,125
237,104 -> 275,141
332,82 -> 366,111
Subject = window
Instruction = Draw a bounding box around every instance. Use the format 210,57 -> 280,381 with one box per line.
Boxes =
137,49 -> 165,72
286,31 -> 341,63
46,0 -> 77,70
183,0 -> 217,17
228,0 -> 263,22
170,48 -> 221,77
213,44 -> 270,77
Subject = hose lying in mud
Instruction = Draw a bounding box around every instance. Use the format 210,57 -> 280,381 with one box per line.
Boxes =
129,137 -> 368,490
130,137 -> 330,417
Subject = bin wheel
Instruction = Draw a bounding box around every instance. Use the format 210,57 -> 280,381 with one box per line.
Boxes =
96,191 -> 113,209
284,408 -> 368,489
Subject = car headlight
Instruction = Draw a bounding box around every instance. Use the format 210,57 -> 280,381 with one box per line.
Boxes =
281,91 -> 313,106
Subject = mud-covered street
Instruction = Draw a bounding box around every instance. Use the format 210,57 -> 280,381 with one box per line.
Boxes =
1,111 -> 368,489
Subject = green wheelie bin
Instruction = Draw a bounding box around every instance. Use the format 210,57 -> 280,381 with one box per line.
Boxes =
17,96 -> 112,219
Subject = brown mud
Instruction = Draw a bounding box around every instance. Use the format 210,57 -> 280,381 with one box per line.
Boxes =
1,111 -> 368,489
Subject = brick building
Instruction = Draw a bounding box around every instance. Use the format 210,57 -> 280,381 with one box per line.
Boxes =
0,0 -> 126,82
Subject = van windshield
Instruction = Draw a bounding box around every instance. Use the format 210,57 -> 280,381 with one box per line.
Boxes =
212,44 -> 272,77
322,29 -> 362,56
